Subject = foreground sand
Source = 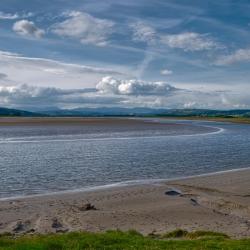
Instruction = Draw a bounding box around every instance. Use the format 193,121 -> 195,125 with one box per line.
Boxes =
0,168 -> 250,238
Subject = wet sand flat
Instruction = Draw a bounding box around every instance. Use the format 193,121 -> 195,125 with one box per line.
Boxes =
0,117 -> 191,132
0,117 -> 165,126
0,168 -> 250,238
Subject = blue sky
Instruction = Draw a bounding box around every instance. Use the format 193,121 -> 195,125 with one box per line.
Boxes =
0,0 -> 250,110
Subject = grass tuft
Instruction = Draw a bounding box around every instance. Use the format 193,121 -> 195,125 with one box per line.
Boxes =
163,229 -> 188,238
187,230 -> 229,239
0,230 -> 249,250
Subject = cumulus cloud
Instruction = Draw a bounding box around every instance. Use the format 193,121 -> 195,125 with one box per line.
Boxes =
51,11 -> 114,46
161,69 -> 173,75
95,77 -> 250,109
161,32 -> 219,51
1,80 -> 250,110
215,48 -> 250,65
13,20 -> 45,38
96,76 -> 178,95
0,84 -> 122,108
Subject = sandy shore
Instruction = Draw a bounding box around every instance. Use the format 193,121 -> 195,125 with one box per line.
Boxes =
0,168 -> 250,238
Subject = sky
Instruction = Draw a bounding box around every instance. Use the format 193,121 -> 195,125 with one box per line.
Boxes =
0,0 -> 250,110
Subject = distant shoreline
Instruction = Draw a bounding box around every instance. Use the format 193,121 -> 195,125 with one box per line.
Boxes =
162,116 -> 250,124
0,116 -> 250,125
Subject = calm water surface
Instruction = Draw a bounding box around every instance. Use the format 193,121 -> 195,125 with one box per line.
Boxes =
0,118 -> 249,199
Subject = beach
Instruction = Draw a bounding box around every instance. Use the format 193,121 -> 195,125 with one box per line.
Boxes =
0,168 -> 250,238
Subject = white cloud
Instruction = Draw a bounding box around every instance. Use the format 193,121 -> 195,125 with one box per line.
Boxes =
96,76 -> 177,95
94,77 -> 250,109
13,20 -> 45,38
0,11 -> 33,20
183,101 -> 197,108
51,11 -> 114,46
161,69 -> 173,75
130,21 -> 156,44
129,22 -> 220,54
0,51 -> 20,57
0,84 -> 123,109
0,12 -> 19,20
0,50 -> 125,89
215,48 -> 250,65
1,79 -> 250,110
161,32 -> 219,51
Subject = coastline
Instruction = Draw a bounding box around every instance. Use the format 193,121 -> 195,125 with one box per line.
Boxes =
1,165 -> 249,202
0,116 -> 250,125
1,167 -> 250,238
0,117 -> 249,238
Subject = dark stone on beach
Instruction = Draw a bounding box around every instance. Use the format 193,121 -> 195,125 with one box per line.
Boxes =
79,203 -> 97,211
26,228 -> 35,234
244,220 -> 250,227
13,222 -> 25,233
13,220 -> 30,233
190,198 -> 198,206
165,189 -> 182,196
52,218 -> 63,229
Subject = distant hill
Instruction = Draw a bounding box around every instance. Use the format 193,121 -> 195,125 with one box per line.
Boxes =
1,107 -> 250,118
156,109 -> 250,118
41,107 -> 166,117
40,107 -> 250,118
0,107 -> 43,117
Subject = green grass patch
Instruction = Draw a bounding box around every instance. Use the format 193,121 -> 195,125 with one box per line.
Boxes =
162,229 -> 229,240
0,230 -> 250,250
187,230 -> 229,239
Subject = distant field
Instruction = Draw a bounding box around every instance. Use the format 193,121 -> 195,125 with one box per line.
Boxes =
1,230 -> 250,250
159,116 -> 250,124
0,115 -> 250,125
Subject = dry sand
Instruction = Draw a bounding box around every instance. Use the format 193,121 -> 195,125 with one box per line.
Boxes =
0,168 -> 250,238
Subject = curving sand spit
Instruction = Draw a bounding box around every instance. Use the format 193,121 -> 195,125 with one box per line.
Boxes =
0,168 -> 250,238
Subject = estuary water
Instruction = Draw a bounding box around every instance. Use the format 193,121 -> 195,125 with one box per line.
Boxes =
0,118 -> 249,199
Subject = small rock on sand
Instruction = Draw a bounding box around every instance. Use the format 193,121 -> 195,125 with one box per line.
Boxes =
13,220 -> 30,233
78,203 -> 97,211
165,189 -> 182,196
51,218 -> 63,229
190,198 -> 198,206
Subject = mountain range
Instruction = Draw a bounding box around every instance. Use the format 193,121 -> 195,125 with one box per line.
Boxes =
1,107 -> 250,118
